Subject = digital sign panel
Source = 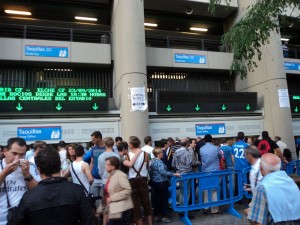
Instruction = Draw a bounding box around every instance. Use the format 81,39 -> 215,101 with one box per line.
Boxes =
0,87 -> 108,113
156,91 -> 257,114
290,95 -> 300,113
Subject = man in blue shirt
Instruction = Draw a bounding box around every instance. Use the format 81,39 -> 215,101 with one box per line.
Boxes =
231,132 -> 250,171
220,138 -> 234,169
89,131 -> 106,197
199,134 -> 221,214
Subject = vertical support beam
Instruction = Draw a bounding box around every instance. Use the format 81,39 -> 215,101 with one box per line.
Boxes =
112,0 -> 149,142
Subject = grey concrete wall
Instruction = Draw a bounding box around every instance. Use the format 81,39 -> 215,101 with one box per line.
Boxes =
0,38 -> 111,64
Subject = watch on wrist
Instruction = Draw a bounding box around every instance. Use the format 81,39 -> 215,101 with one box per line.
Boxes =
24,174 -> 33,182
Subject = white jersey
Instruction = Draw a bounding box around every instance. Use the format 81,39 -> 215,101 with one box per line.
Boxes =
29,156 -> 41,182
249,158 -> 263,193
59,148 -> 67,170
0,160 -> 28,225
141,145 -> 154,159
70,161 -> 90,193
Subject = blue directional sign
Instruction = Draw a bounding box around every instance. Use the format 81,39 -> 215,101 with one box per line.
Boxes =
284,62 -> 300,70
174,53 -> 206,64
24,45 -> 68,58
195,123 -> 226,135
17,126 -> 62,141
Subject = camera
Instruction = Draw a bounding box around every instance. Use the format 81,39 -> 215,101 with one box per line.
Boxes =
186,6 -> 193,15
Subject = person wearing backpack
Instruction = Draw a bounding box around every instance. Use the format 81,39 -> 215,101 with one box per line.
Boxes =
257,131 -> 283,160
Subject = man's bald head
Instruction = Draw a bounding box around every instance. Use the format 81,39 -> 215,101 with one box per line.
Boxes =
260,153 -> 281,176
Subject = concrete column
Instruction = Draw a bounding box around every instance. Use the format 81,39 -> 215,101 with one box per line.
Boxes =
232,0 -> 296,155
111,0 -> 149,142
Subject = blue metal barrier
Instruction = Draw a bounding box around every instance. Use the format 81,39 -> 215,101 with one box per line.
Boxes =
242,167 -> 252,199
286,160 -> 300,176
170,170 -> 243,225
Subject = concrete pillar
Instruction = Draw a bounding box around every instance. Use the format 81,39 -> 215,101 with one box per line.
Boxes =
232,0 -> 296,156
111,0 -> 149,142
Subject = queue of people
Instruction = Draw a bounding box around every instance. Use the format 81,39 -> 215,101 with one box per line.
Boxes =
0,129 -> 300,225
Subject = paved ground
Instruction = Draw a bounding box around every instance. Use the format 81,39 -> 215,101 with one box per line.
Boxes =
153,203 -> 249,225
96,203 -> 250,225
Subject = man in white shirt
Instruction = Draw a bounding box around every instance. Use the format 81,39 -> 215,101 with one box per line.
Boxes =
274,136 -> 287,153
0,137 -> 37,225
244,146 -> 263,193
141,136 -> 154,160
28,141 -> 47,183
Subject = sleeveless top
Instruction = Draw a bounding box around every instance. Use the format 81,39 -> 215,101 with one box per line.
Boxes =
70,161 -> 90,192
128,152 -> 148,179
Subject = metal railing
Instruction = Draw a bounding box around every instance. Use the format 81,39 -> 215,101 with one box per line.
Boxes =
145,34 -> 224,52
0,23 -> 110,44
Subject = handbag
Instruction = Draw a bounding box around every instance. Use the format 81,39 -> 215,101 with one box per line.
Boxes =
71,162 -> 100,208
1,160 -> 18,225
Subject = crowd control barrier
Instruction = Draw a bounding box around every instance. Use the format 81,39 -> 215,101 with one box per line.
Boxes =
242,167 -> 252,199
286,160 -> 300,176
170,169 -> 243,225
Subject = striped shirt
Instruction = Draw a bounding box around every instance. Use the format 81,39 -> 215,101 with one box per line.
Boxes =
248,185 -> 300,225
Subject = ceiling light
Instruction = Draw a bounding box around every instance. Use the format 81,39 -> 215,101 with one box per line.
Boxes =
4,10 -> 31,16
144,23 -> 158,27
281,38 -> 289,42
190,27 -> 208,32
75,16 -> 97,22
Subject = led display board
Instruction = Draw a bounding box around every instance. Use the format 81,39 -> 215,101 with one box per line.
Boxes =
290,95 -> 300,113
0,87 -> 108,113
156,91 -> 257,113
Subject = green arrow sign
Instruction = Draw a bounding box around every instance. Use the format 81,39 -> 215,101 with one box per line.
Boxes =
56,103 -> 62,111
246,104 -> 251,111
295,107 -> 299,113
166,104 -> 172,112
16,103 -> 23,111
221,104 -> 227,111
195,104 -> 200,111
92,103 -> 99,110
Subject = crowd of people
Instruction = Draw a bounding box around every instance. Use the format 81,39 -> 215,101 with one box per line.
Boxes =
0,130 -> 300,225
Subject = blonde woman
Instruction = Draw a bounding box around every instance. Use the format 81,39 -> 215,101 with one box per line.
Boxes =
149,147 -> 180,223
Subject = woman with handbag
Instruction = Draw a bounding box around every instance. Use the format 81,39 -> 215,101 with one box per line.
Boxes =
149,148 -> 180,223
104,156 -> 133,225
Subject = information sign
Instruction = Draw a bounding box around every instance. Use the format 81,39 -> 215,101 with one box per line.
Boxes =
284,62 -> 300,70
174,53 -> 206,64
17,126 -> 62,141
25,45 -> 68,58
195,123 -> 226,135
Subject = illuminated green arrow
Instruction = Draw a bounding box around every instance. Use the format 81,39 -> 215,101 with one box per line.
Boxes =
295,107 -> 299,113
92,103 -> 99,110
221,104 -> 227,111
195,104 -> 200,111
16,103 -> 23,111
246,104 -> 251,111
166,104 -> 172,112
56,103 -> 62,111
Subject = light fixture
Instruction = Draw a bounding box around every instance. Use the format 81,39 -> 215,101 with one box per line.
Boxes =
144,23 -> 158,27
75,16 -> 97,22
4,10 -> 31,16
281,38 -> 289,42
190,27 -> 208,32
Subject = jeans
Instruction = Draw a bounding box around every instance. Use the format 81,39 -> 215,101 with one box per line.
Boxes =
151,181 -> 169,217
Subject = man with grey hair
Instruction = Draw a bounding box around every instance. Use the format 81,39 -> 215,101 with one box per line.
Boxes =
247,153 -> 300,225
244,146 -> 263,193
